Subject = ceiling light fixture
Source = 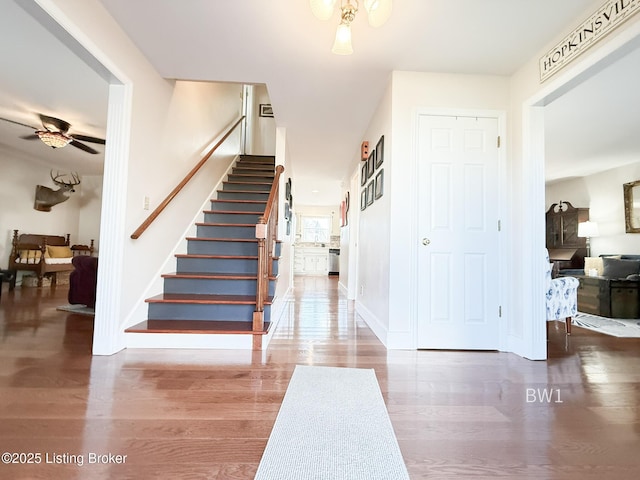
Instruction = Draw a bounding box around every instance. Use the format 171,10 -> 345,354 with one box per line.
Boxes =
311,0 -> 393,55
36,130 -> 72,149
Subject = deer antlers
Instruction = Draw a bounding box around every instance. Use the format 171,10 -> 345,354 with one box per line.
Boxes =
50,170 -> 81,188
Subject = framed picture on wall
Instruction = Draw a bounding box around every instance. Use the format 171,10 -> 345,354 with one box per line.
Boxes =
366,181 -> 374,206
375,135 -> 384,169
361,162 -> 368,186
259,104 -> 274,117
361,189 -> 367,211
374,169 -> 384,199
367,151 -> 376,179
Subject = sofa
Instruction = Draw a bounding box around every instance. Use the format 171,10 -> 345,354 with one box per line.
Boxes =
68,255 -> 98,308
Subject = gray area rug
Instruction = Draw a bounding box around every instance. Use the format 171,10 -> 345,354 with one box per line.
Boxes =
573,312 -> 640,337
56,304 -> 95,317
254,365 -> 409,480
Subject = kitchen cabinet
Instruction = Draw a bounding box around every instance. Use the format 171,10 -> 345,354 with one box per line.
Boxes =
294,246 -> 329,275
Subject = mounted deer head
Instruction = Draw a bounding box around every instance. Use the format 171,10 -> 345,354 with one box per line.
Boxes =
34,170 -> 81,212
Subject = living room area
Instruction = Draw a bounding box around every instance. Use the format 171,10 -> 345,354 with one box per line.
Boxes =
544,40 -> 640,339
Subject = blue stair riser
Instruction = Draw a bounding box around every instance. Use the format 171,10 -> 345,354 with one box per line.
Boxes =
163,278 -> 276,296
227,174 -> 274,183
203,212 -> 262,224
197,224 -> 255,239
178,256 -> 257,274
148,302 -> 271,322
210,201 -> 266,213
238,156 -> 275,163
177,257 -> 279,275
217,191 -> 269,201
232,168 -> 275,175
187,240 -> 279,256
223,182 -> 272,192
188,239 -> 258,256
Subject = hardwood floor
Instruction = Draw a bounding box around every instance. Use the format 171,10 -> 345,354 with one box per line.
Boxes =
1,276 -> 639,479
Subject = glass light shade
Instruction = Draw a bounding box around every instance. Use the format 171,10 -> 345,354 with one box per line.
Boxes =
364,0 -> 392,27
36,131 -> 71,148
310,0 -> 337,20
332,23 -> 353,55
578,221 -> 599,238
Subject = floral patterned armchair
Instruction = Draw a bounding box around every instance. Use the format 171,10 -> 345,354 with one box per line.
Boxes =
545,248 -> 579,335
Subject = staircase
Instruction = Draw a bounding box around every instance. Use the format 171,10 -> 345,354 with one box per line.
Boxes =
126,155 -> 280,348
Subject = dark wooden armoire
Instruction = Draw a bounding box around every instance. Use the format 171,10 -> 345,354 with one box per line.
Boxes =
545,201 -> 589,271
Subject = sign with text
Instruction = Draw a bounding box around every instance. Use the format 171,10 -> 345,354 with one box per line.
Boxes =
540,0 -> 640,82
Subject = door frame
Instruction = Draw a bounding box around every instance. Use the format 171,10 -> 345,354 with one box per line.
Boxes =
520,22 -> 640,360
27,0 -> 133,355
410,108 -> 508,351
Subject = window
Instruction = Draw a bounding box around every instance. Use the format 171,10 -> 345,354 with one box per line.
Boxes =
301,216 -> 331,243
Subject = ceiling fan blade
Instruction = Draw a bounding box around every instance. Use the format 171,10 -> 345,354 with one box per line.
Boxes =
20,134 -> 39,140
70,133 -> 105,144
39,114 -> 70,133
69,139 -> 99,154
0,117 -> 38,129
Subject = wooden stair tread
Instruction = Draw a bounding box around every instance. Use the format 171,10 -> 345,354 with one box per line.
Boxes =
185,236 -> 282,243
196,222 -> 255,227
232,168 -> 275,172
162,272 -> 276,280
175,253 -> 258,259
222,181 -> 272,186
126,320 -> 270,335
216,189 -> 269,194
210,199 -> 267,204
186,237 -> 258,243
145,293 -> 274,304
186,237 -> 259,243
230,173 -> 274,177
175,254 -> 280,262
203,210 -> 264,215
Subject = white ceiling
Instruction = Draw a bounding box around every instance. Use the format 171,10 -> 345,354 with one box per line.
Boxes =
0,0 -> 108,175
2,0 -> 638,203
544,44 -> 640,183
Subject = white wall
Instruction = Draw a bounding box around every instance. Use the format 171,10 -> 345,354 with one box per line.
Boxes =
546,162 -> 640,256
353,77 -> 393,343
77,174 -> 102,253
247,84 -> 276,156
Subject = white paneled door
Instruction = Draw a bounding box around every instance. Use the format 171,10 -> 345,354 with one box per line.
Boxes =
417,114 -> 501,350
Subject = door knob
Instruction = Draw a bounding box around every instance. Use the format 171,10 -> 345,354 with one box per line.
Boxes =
422,238 -> 431,246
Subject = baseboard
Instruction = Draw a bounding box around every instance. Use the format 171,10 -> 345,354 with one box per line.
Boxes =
355,300 -> 388,347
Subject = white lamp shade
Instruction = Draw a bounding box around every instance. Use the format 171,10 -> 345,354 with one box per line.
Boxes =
364,0 -> 393,27
332,23 -> 353,55
310,0 -> 337,20
578,221 -> 599,238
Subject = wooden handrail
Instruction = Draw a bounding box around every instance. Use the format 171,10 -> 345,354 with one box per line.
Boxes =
257,165 -> 285,229
253,164 -> 284,345
131,116 -> 245,239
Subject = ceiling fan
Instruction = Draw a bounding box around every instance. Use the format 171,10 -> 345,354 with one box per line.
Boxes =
0,113 -> 105,154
